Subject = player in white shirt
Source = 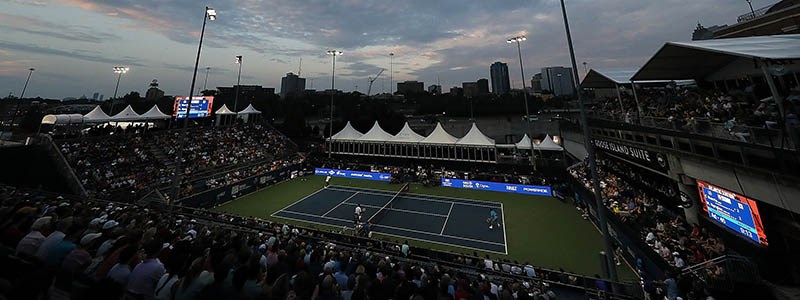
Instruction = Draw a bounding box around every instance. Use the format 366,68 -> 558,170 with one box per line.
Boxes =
325,175 -> 332,188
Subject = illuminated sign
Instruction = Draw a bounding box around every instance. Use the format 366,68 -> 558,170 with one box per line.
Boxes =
697,180 -> 768,246
314,168 -> 392,182
441,178 -> 552,197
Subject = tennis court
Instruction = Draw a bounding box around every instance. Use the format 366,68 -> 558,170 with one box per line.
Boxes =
272,185 -> 508,254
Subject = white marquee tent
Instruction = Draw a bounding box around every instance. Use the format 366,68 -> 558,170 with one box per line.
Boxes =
139,105 -> 171,120
110,105 -> 141,122
82,106 -> 111,123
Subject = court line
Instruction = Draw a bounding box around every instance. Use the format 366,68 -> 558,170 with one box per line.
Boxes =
271,187 -> 327,216
277,208 -> 505,247
271,210 -> 507,255
322,192 -> 359,217
440,202 -> 455,235
501,202 -> 508,255
328,186 -> 499,209
339,202 -> 449,218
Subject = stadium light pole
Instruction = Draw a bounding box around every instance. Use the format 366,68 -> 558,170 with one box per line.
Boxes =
389,52 -> 394,95
171,6 -> 216,201
111,66 -> 129,114
559,0 -> 618,282
327,50 -> 342,159
507,36 -> 536,168
746,0 -> 755,18
234,55 -> 242,117
203,67 -> 211,92
11,67 -> 34,126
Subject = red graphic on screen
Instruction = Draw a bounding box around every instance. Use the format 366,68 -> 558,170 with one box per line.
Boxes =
696,180 -> 768,246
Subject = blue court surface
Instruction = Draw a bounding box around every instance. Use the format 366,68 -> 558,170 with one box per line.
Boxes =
272,185 -> 508,254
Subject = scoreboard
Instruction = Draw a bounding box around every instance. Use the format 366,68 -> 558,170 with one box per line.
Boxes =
697,180 -> 768,245
173,96 -> 214,119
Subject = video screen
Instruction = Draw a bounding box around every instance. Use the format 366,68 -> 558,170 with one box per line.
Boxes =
696,180 -> 768,246
173,96 -> 214,119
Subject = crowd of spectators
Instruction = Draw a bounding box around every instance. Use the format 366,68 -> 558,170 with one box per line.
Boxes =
0,186 -> 578,300
56,124 -> 300,202
591,84 -> 800,142
568,159 -> 727,271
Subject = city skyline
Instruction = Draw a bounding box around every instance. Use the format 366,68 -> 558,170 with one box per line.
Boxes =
0,0 -> 747,99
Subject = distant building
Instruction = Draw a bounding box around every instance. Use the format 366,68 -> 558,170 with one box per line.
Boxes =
490,62 -> 511,95
145,79 -> 165,101
477,79 -> 490,95
397,81 -> 424,95
531,73 -> 543,93
428,84 -> 442,95
540,67 -> 574,96
280,73 -> 306,98
462,82 -> 479,98
92,92 -> 99,100
449,86 -> 463,96
216,85 -> 275,111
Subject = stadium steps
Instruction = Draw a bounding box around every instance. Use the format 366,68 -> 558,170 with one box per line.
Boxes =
147,142 -> 175,168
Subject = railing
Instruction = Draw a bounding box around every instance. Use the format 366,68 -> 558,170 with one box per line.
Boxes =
590,111 -> 797,151
681,254 -> 761,295
737,3 -> 776,23
35,134 -> 88,197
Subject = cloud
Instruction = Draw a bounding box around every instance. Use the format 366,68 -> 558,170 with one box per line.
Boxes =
0,13 -> 120,43
0,41 -> 147,67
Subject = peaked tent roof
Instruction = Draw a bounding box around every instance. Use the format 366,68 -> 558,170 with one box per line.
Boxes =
82,105 -> 111,123
632,34 -> 800,81
215,104 -> 236,115
420,122 -> 458,144
581,68 -> 694,88
390,122 -> 425,143
111,105 -> 141,122
455,123 -> 495,146
357,121 -> 394,141
140,105 -> 171,120
535,135 -> 563,151
330,121 -> 364,140
515,134 -> 533,149
238,104 -> 261,115
41,114 -> 84,125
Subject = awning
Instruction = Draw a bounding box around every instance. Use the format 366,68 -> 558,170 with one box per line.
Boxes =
581,68 -> 694,88
357,121 -> 394,141
330,121 -> 363,140
633,34 -> 800,81
515,134 -> 533,150
215,104 -> 236,115
238,104 -> 261,115
41,114 -> 84,125
419,122 -> 458,144
535,135 -> 563,151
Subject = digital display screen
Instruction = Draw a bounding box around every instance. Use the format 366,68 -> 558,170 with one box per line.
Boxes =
697,180 -> 768,246
314,168 -> 392,182
441,178 -> 552,197
173,96 -> 214,119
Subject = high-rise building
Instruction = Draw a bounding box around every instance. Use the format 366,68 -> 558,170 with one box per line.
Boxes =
145,79 -> 165,101
397,81 -> 424,95
462,82 -> 479,98
449,86 -> 463,96
477,79 -> 490,95
428,84 -> 442,95
531,73 -> 543,93
490,62 -> 511,95
92,92 -> 99,100
540,67 -> 575,96
280,73 -> 306,98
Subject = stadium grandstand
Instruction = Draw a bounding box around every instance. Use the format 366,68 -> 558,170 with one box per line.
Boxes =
3,2 -> 800,300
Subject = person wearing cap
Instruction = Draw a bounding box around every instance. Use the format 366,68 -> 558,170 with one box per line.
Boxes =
15,216 -> 51,257
61,232 -> 102,273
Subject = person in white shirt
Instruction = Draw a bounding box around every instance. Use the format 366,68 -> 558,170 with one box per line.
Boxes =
325,175 -> 332,188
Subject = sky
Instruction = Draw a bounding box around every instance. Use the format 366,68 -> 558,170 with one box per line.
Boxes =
0,0 -> 750,99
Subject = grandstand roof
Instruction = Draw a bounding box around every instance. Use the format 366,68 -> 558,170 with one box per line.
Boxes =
581,68 -> 695,88
215,104 -> 236,115
111,105 -> 141,122
83,106 -> 111,123
419,122 -> 459,144
140,105 -> 171,120
330,121 -> 363,140
633,34 -> 800,81
358,121 -> 394,141
239,104 -> 261,115
390,122 -> 425,143
455,123 -> 495,146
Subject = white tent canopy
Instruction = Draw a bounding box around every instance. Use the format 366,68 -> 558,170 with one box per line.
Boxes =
456,123 -> 495,146
390,122 -> 425,143
330,121 -> 364,140
535,135 -> 563,151
633,34 -> 800,81
110,105 -> 141,122
238,104 -> 261,115
215,104 -> 236,115
515,134 -> 533,150
140,105 -> 171,120
420,122 -> 459,144
82,106 -> 111,123
41,114 -> 84,125
357,121 -> 394,141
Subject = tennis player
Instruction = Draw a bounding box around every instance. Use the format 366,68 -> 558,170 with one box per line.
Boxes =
325,175 -> 332,188
487,208 -> 500,229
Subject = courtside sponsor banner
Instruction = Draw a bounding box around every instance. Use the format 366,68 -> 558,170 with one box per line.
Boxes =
441,178 -> 552,197
314,168 -> 392,182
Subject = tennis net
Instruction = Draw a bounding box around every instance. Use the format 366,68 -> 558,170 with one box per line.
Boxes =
368,183 -> 409,224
